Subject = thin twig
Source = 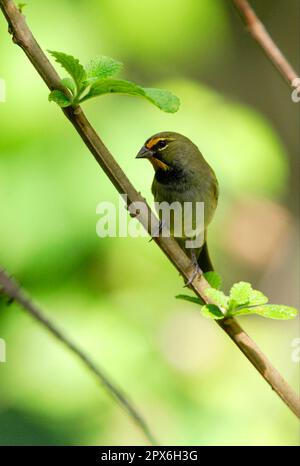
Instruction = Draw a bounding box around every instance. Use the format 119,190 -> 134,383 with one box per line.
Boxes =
0,0 -> 299,419
232,0 -> 299,88
0,269 -> 157,446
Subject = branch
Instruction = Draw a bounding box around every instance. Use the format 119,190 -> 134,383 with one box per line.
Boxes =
232,0 -> 299,88
0,269 -> 157,445
0,0 -> 299,419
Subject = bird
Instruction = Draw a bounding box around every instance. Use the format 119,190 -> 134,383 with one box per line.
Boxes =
136,131 -> 218,283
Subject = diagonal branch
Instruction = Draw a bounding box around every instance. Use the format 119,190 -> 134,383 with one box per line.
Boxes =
232,0 -> 299,88
0,269 -> 157,445
0,0 -> 299,419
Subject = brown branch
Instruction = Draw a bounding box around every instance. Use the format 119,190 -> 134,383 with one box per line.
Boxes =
0,0 -> 299,420
0,269 -> 157,445
232,0 -> 299,88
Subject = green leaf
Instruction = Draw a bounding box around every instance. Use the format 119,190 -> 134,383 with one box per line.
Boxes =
203,271 -> 222,289
228,282 -> 268,314
248,289 -> 268,306
48,51 -> 86,89
81,79 -> 180,113
204,288 -> 229,309
232,304 -> 298,320
201,304 -> 224,320
229,281 -> 252,308
48,90 -> 72,108
229,307 -> 257,317
143,87 -> 180,113
176,294 -> 205,306
84,79 -> 141,99
61,77 -> 76,95
85,56 -> 123,82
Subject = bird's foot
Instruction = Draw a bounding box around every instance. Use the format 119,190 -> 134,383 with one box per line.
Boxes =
184,264 -> 202,287
184,249 -> 202,287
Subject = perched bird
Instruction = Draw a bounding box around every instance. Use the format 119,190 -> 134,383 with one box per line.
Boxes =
136,131 -> 218,281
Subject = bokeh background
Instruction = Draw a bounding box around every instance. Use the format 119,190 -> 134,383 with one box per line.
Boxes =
0,0 -> 299,446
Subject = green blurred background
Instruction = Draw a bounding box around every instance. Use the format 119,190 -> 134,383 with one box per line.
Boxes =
0,0 -> 299,446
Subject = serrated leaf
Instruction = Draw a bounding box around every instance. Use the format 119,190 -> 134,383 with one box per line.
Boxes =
203,271 -> 222,289
48,90 -> 72,108
176,294 -> 205,306
232,304 -> 298,320
248,289 -> 268,306
252,304 -> 298,320
61,77 -> 76,95
85,56 -> 123,82
229,281 -> 252,308
48,51 -> 86,89
201,304 -> 224,320
143,87 -> 180,113
81,79 -> 180,113
204,288 -> 229,309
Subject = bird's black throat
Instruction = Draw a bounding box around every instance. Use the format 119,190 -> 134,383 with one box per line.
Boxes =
154,165 -> 187,186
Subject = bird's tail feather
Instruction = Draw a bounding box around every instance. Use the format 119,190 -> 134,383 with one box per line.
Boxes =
197,241 -> 214,272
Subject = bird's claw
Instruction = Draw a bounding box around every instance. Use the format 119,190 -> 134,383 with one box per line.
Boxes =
184,252 -> 202,287
184,264 -> 202,287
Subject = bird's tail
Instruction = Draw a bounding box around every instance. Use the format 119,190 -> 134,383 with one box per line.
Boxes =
197,240 -> 214,272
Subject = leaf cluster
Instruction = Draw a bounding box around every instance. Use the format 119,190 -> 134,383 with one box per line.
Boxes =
177,273 -> 298,321
48,51 -> 180,113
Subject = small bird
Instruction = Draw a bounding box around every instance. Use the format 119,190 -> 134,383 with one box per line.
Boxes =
136,131 -> 218,281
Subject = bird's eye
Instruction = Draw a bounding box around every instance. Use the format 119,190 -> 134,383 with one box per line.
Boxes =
156,140 -> 167,150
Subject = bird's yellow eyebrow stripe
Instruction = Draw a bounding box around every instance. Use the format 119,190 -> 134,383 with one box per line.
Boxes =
146,137 -> 169,149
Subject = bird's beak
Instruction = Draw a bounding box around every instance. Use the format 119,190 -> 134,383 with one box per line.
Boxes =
136,146 -> 154,159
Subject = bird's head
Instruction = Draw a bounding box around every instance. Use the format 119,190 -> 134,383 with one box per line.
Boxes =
136,131 -> 199,173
